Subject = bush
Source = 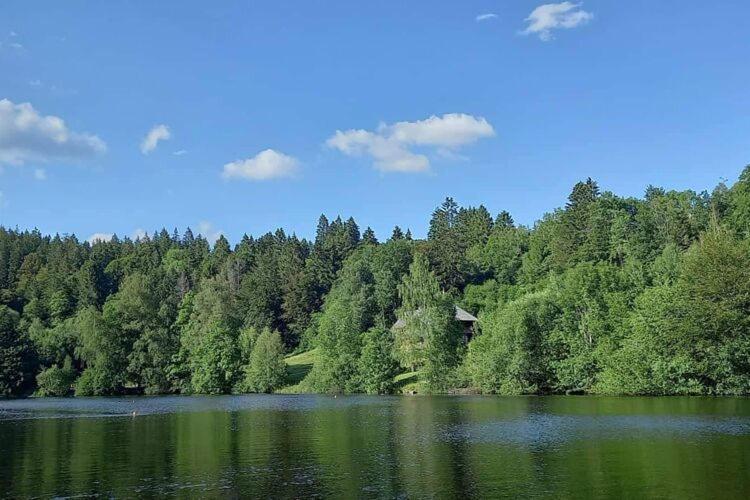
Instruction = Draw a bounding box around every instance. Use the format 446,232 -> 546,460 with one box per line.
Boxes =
240,329 -> 286,393
464,291 -> 557,394
36,361 -> 76,397
357,326 -> 398,394
74,366 -> 121,396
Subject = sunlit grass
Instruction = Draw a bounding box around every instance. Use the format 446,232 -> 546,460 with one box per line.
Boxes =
278,348 -> 319,393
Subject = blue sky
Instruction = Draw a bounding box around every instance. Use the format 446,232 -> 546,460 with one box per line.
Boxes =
1,1 -> 748,244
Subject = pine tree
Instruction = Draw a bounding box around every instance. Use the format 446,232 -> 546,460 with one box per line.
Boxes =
0,305 -> 33,397
427,197 -> 468,290
362,227 -> 378,245
495,210 -> 515,229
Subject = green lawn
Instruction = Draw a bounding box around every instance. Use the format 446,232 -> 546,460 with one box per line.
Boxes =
278,348 -> 319,393
279,348 -> 424,394
394,371 -> 423,394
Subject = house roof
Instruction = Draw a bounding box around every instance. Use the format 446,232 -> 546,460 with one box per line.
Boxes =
454,306 -> 478,322
392,305 -> 477,329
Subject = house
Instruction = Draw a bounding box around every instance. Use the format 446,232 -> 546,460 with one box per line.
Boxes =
392,305 -> 478,342
454,306 -> 479,341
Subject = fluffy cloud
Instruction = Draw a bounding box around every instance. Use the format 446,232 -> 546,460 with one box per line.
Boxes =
87,233 -> 114,244
140,124 -> 171,154
327,129 -> 429,173
222,149 -> 299,181
476,13 -> 498,22
522,2 -> 593,41
132,228 -> 148,240
386,114 -> 495,148
0,99 -> 106,166
326,113 -> 494,173
197,221 -> 224,244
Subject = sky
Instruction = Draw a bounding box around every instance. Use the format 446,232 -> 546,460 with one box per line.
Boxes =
1,1 -> 749,244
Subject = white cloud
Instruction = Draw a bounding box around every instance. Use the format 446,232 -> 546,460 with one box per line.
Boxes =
132,228 -> 147,240
29,79 -> 42,87
222,149 -> 299,181
522,2 -> 593,41
0,99 -> 106,166
476,13 -> 498,22
33,168 -> 46,180
326,113 -> 494,173
386,114 -> 494,148
172,149 -> 187,156
327,129 -> 429,173
87,233 -> 113,244
197,221 -> 224,244
140,124 -> 171,154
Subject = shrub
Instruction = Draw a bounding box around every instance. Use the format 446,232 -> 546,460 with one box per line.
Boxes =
36,361 -> 76,397
240,329 -> 286,393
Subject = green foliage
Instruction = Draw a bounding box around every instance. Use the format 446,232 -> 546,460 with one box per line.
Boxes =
179,277 -> 242,394
305,242 -> 412,393
35,358 -> 76,397
420,297 -> 462,392
464,291 -> 557,394
240,329 -> 286,393
547,262 -> 631,392
395,255 -> 462,391
75,366 -> 117,397
728,165 -> 750,237
0,305 -> 34,397
307,250 -> 376,392
74,306 -> 124,396
467,225 -> 528,285
107,272 -> 179,394
599,226 -> 750,395
394,255 -> 441,370
2,168 -> 750,398
427,198 -> 468,291
357,326 -> 399,394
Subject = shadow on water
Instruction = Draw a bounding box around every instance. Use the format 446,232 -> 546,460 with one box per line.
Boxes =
1,395 -> 750,499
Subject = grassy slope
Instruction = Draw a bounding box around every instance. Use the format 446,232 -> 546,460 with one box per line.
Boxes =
278,348 -> 319,393
393,371 -> 423,393
278,348 -> 424,394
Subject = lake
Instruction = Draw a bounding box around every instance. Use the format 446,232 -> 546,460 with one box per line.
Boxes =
1,395 -> 749,499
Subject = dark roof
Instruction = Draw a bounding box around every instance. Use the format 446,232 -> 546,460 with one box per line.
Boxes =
393,305 -> 477,329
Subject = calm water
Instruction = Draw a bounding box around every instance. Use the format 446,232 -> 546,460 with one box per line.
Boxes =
1,395 -> 749,499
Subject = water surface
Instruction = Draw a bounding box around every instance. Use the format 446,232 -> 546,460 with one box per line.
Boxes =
1,395 -> 749,498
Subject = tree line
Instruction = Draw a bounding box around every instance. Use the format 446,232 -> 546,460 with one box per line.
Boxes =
2,166 -> 750,397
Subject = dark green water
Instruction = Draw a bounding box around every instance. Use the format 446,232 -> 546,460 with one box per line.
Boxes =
0,396 -> 749,499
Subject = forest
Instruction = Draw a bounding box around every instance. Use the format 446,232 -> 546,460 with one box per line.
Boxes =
2,166 -> 750,398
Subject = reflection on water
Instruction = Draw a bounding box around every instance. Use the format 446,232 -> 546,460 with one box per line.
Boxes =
1,395 -> 749,498
442,414 -> 750,446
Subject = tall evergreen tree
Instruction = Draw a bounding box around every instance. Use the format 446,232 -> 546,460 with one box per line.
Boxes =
0,305 -> 33,397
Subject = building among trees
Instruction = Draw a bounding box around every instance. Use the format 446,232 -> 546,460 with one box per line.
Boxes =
393,305 -> 478,342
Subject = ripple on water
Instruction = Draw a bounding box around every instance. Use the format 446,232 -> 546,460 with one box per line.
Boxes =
0,394 -> 395,420
440,413 -> 750,447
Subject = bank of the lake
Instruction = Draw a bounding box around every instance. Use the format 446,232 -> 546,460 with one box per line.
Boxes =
1,395 -> 749,499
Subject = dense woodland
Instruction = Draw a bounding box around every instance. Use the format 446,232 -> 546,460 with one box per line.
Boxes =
2,167 -> 750,397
